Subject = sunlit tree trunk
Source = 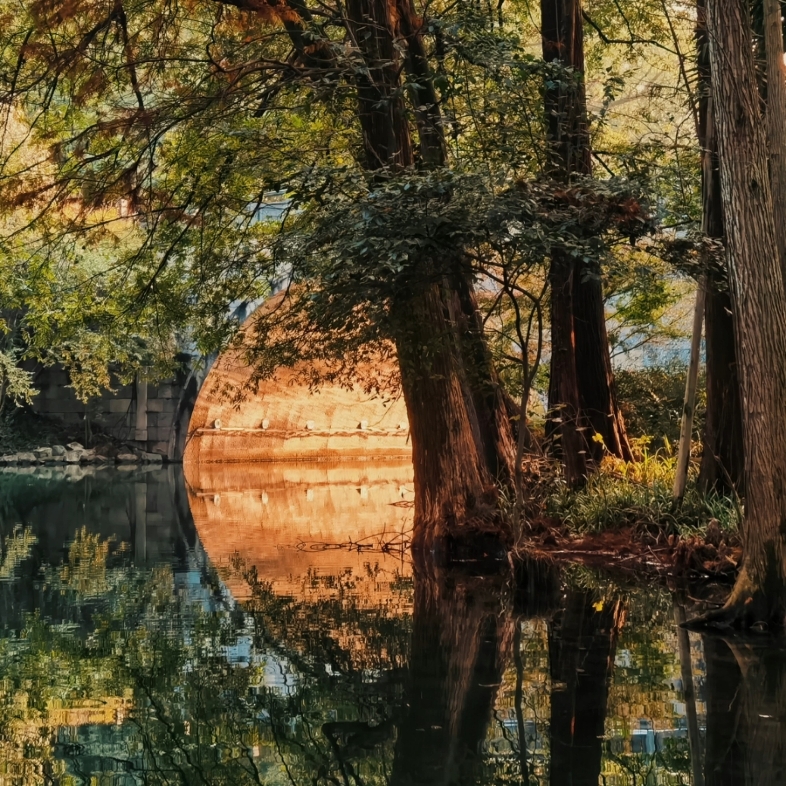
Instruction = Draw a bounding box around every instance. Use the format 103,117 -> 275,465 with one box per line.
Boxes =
701,0 -> 786,625
541,0 -> 631,480
696,0 -> 744,495
548,591 -> 624,785
345,0 -> 516,549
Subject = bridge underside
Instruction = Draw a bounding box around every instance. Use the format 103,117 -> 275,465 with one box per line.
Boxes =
184,347 -> 411,465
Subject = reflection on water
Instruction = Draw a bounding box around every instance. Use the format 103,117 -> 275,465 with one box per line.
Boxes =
0,463 -> 783,784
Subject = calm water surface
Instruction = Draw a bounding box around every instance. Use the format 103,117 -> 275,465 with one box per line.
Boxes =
0,463 -> 782,785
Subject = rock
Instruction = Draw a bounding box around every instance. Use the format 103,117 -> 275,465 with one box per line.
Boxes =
17,452 -> 37,465
65,451 -> 81,464
0,455 -> 17,465
116,453 -> 139,463
51,445 -> 67,457
33,447 -> 52,460
66,442 -> 84,452
140,452 -> 163,463
79,450 -> 96,463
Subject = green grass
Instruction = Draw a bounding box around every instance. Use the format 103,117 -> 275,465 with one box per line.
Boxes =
544,443 -> 740,539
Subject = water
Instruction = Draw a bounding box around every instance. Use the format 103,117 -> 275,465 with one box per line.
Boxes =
0,463 -> 782,785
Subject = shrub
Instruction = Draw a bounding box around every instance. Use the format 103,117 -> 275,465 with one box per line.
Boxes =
614,363 -> 705,450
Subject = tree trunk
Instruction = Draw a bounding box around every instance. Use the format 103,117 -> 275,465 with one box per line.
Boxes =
390,559 -> 512,784
764,0 -> 786,280
395,285 -> 512,551
548,590 -> 624,785
542,0 -> 631,471
347,0 -> 516,549
572,272 -> 633,462
395,0 -> 518,492
547,252 -> 588,485
700,0 -> 786,626
696,0 -> 744,495
450,276 -> 518,487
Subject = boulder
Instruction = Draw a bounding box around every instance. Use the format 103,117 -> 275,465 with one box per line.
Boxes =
51,445 -> 67,457
65,451 -> 81,464
116,453 -> 139,463
0,455 -> 17,465
33,447 -> 52,460
66,442 -> 84,452
140,452 -> 164,463
17,452 -> 37,465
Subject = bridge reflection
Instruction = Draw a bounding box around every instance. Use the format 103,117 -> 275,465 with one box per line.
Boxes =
184,460 -> 414,601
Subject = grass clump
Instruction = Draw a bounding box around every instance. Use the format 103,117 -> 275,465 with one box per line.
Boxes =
545,439 -> 739,540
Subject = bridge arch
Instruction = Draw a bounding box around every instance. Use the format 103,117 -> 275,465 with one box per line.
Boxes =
181,307 -> 411,466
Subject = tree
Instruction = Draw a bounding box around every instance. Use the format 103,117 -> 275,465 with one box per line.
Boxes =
696,0 -> 744,495
541,0 -> 632,487
0,0 -> 524,550
698,0 -> 786,626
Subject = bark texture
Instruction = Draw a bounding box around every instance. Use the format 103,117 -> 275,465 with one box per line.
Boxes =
542,0 -> 632,476
547,252 -> 587,485
345,0 -> 516,549
764,0 -> 786,280
704,0 -> 786,625
696,0 -> 744,494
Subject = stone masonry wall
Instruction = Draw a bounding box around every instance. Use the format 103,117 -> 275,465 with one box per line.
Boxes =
28,362 -> 198,459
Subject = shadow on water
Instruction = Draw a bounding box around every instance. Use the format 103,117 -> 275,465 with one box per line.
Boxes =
0,463 -> 785,783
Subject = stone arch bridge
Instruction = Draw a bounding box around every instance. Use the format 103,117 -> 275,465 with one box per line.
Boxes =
30,299 -> 411,463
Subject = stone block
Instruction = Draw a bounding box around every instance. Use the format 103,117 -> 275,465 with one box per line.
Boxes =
109,399 -> 133,414
157,385 -> 175,399
149,442 -> 170,456
146,399 -> 165,413
50,400 -> 88,414
161,398 -> 178,413
147,427 -> 172,442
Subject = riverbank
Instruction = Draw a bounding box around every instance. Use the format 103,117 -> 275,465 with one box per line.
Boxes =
0,408 -> 165,465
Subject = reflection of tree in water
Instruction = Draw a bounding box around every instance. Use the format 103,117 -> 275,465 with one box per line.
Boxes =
389,557 -> 514,785
0,471 -> 735,786
548,590 -> 625,786
703,634 -> 786,786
